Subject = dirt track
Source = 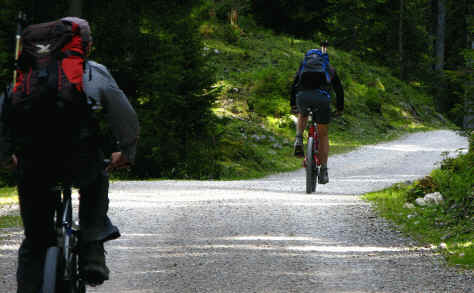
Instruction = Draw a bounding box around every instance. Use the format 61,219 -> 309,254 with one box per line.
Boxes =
1,130 -> 472,292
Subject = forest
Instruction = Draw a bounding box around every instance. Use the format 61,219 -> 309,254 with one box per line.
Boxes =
0,0 -> 472,182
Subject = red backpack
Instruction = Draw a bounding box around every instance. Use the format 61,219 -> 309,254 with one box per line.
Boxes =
5,18 -> 95,155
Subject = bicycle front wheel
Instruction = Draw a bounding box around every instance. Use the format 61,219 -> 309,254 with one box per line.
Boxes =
41,246 -> 61,293
306,137 -> 315,194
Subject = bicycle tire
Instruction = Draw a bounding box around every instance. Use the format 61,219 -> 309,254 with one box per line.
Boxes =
311,149 -> 318,193
312,164 -> 318,192
64,250 -> 86,293
41,246 -> 61,293
306,137 -> 315,194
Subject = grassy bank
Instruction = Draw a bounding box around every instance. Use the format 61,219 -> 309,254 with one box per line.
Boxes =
0,186 -> 17,202
364,134 -> 473,269
0,186 -> 20,228
202,21 -> 450,179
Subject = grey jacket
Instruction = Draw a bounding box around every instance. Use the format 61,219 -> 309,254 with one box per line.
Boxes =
0,60 -> 139,163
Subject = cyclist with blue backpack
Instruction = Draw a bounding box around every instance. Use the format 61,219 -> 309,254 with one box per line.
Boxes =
290,41 -> 344,184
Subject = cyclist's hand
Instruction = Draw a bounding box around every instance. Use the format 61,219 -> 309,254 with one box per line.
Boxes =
106,152 -> 131,171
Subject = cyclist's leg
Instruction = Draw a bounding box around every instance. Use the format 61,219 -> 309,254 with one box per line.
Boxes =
16,177 -> 57,293
78,169 -> 120,285
294,91 -> 312,156
294,113 -> 308,156
297,113 -> 308,136
68,149 -> 119,243
312,93 -> 331,184
317,124 -> 329,165
79,170 -> 120,243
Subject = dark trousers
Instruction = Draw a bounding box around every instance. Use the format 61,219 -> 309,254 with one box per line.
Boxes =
16,169 -> 120,293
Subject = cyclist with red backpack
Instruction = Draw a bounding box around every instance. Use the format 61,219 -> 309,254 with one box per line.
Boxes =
0,17 -> 139,292
290,41 -> 344,184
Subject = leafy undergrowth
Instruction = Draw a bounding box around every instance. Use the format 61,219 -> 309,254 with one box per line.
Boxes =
201,19 -> 451,179
364,133 -> 473,269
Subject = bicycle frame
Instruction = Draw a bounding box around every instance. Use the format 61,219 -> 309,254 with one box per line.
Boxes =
307,117 -> 321,167
304,108 -> 321,194
43,160 -> 110,292
58,185 -> 78,282
47,183 -> 84,292
304,111 -> 321,168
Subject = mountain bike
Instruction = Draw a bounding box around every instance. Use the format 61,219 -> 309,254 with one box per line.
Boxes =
41,160 -> 110,293
40,180 -> 85,293
304,107 -> 321,194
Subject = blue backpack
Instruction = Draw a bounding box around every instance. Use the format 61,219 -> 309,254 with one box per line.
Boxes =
296,49 -> 331,85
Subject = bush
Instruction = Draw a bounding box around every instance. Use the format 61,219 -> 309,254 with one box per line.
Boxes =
431,150 -> 473,218
83,1 -> 218,179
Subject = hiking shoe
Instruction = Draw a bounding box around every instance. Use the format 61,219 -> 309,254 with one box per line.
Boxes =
294,136 -> 304,157
80,241 -> 110,286
319,166 -> 329,184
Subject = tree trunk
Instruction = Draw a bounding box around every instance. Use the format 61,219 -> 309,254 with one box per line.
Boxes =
399,0 -> 404,80
434,0 -> 446,72
464,10 -> 474,129
230,8 -> 238,26
433,0 -> 447,113
68,0 -> 83,17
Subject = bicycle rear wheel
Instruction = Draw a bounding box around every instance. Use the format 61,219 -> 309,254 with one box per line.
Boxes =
41,246 -> 61,293
306,137 -> 315,194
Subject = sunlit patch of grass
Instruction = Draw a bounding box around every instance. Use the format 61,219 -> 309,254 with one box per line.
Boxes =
0,215 -> 22,228
364,182 -> 474,269
447,241 -> 473,267
0,187 -> 17,206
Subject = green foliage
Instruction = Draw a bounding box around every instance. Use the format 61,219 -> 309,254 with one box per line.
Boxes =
79,1 -> 219,179
406,176 -> 438,203
247,67 -> 290,116
432,150 -> 474,219
133,2 -> 217,179
201,16 -> 448,178
368,133 -> 474,267
212,116 -> 299,179
252,0 -> 329,38
0,0 -> 19,87
365,178 -> 473,268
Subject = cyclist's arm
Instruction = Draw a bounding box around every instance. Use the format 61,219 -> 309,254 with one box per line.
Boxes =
290,63 -> 303,108
331,71 -> 344,112
84,61 -> 140,164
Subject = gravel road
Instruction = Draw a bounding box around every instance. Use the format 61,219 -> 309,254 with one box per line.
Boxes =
1,129 -> 472,292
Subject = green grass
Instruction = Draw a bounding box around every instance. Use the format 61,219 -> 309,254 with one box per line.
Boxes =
0,215 -> 22,228
364,185 -> 473,269
0,187 -> 20,229
363,141 -> 474,269
0,186 -> 17,205
201,21 -> 451,179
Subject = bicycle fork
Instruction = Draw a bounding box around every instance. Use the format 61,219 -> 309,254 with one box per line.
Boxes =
61,187 -> 77,282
